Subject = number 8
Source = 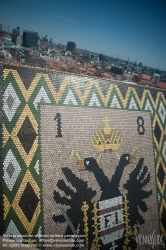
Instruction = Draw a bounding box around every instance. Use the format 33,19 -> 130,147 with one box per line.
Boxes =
137,116 -> 145,135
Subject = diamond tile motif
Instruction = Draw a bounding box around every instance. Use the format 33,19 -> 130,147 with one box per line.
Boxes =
5,220 -> 23,242
89,92 -> 101,107
158,100 -> 166,125
154,120 -> 162,145
34,160 -> 40,175
144,99 -> 154,116
33,86 -> 51,110
19,182 -> 39,222
6,95 -> 14,110
129,97 -> 138,110
161,205 -> 166,233
162,140 -> 166,163
156,157 -> 166,196
158,163 -> 165,187
3,83 -> 21,121
3,149 -> 21,191
12,170 -> 40,234
17,116 -> 37,154
10,104 -> 38,167
16,68 -> 37,90
154,148 -> 158,160
110,94 -> 121,108
36,226 -> 42,237
1,66 -> 166,247
6,163 -> 15,179
63,89 -> 78,105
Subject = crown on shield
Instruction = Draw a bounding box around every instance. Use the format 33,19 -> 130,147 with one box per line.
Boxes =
91,116 -> 123,153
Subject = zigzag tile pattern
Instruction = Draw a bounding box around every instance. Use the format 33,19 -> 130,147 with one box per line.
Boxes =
0,65 -> 166,248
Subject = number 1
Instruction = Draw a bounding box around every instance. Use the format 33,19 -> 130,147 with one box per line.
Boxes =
54,113 -> 63,137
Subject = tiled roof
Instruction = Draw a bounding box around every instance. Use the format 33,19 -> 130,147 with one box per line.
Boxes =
86,70 -> 94,75
13,61 -> 21,65
87,67 -> 96,71
140,79 -> 153,85
49,65 -> 65,71
157,81 -> 166,89
141,74 -> 152,80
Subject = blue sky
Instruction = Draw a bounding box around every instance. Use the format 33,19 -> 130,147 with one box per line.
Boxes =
1,0 -> 166,70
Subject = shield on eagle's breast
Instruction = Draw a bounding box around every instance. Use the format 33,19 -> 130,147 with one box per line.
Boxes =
98,196 -> 124,245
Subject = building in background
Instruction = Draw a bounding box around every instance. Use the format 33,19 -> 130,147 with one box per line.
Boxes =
66,41 -> 76,54
55,39 -> 58,45
16,36 -> 22,46
110,66 -> 123,75
12,27 -> 20,35
23,30 -> 38,47
49,38 -> 52,44
11,27 -> 20,44
41,35 -> 48,43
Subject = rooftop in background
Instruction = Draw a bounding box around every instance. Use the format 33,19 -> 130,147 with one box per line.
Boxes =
0,28 -> 166,89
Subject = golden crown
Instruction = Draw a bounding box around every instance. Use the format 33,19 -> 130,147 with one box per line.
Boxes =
91,116 -> 122,152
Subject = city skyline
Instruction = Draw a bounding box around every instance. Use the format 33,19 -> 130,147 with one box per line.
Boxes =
1,0 -> 166,71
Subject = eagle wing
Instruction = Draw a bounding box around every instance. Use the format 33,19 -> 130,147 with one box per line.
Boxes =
123,158 -> 152,230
